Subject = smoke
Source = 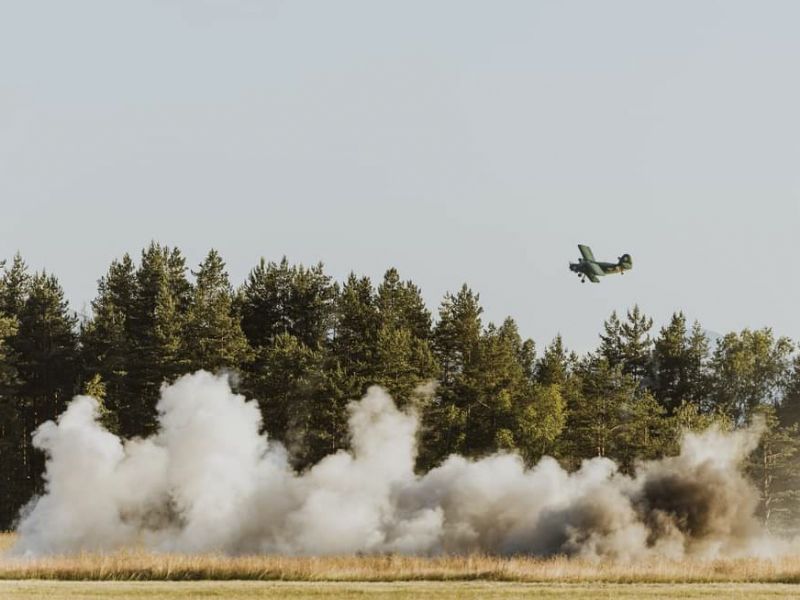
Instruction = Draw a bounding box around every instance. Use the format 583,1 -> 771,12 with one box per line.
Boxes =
10,371 -> 785,558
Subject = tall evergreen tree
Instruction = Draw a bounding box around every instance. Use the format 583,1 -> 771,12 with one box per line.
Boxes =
419,285 -> 483,467
0,309 -> 23,529
183,250 -> 251,372
598,306 -> 654,383
651,312 -> 687,413
619,305 -> 654,382
432,284 -> 482,386
11,272 -> 79,497
80,253 -> 137,431
246,332 -> 323,446
598,311 -> 624,368
239,257 -> 336,350
239,258 -> 337,458
373,324 -> 438,408
125,243 -> 190,436
330,273 -> 380,382
376,268 -> 432,341
372,269 -> 438,407
561,354 -> 667,472
0,253 -> 29,317
651,314 -> 711,415
463,318 -> 546,459
535,335 -> 569,387
561,355 -> 628,464
684,321 -> 712,407
0,315 -> 16,395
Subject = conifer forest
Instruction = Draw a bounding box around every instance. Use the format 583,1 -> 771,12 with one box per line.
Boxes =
0,244 -> 798,532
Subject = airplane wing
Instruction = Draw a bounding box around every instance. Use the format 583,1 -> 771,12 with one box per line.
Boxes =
578,245 -> 595,262
586,272 -> 600,283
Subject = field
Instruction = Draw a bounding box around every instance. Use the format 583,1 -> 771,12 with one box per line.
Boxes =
2,581 -> 800,599
3,534 -> 800,598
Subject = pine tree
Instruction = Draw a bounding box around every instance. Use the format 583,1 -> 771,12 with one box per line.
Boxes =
329,273 -> 380,383
598,306 -> 654,383
652,312 -> 688,413
598,311 -> 623,367
0,253 -> 29,317
614,388 -> 669,469
12,271 -> 79,497
246,332 -> 323,446
652,314 -> 712,415
125,243 -> 190,436
0,308 -> 23,529
535,335 -> 569,387
419,285 -> 483,467
559,354 -> 666,471
376,268 -> 432,340
374,324 -> 438,408
239,258 -> 338,458
618,305 -> 654,383
239,257 -> 336,350
462,319 -> 534,456
561,356 -> 628,463
372,269 -> 438,407
293,364 -> 356,467
183,250 -> 251,372
80,254 -> 137,432
685,321 -> 712,408
0,315 -> 17,395
432,284 -> 482,386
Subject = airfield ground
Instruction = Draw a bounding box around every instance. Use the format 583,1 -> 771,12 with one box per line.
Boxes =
2,581 -> 800,599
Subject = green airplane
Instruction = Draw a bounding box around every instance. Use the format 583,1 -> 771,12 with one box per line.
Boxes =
569,245 -> 632,283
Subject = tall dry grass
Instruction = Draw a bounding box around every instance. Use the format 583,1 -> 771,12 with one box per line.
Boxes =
2,533 -> 800,583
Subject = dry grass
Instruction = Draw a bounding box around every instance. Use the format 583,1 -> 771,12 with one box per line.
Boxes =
2,533 -> 800,584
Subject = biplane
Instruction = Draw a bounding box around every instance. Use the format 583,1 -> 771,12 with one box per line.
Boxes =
569,245 -> 632,283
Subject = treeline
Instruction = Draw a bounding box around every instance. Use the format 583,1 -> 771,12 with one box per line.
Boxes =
1,243 -> 800,531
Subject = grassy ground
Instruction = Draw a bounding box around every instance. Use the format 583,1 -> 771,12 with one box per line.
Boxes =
2,581 -> 800,600
5,550 -> 800,584
3,533 -> 800,588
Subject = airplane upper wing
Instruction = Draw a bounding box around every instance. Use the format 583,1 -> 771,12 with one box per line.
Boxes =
578,244 -> 595,262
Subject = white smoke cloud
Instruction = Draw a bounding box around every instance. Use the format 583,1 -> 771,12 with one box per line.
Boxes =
10,371 -> 784,558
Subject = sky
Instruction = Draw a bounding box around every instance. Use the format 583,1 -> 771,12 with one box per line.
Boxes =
2,0 -> 800,354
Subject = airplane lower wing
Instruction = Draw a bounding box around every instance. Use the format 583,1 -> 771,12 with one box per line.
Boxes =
586,272 -> 600,283
589,261 -> 605,278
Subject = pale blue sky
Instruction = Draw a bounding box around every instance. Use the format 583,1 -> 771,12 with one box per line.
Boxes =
2,1 -> 799,353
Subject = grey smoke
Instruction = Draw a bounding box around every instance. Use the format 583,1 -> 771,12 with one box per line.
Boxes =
10,371 -> 787,558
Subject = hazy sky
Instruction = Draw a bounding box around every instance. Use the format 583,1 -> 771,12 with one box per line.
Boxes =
2,1 -> 799,353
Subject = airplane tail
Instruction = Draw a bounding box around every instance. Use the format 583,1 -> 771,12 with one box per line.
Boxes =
618,254 -> 633,269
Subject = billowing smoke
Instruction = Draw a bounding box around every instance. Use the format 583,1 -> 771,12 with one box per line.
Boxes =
10,371 -> 782,558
